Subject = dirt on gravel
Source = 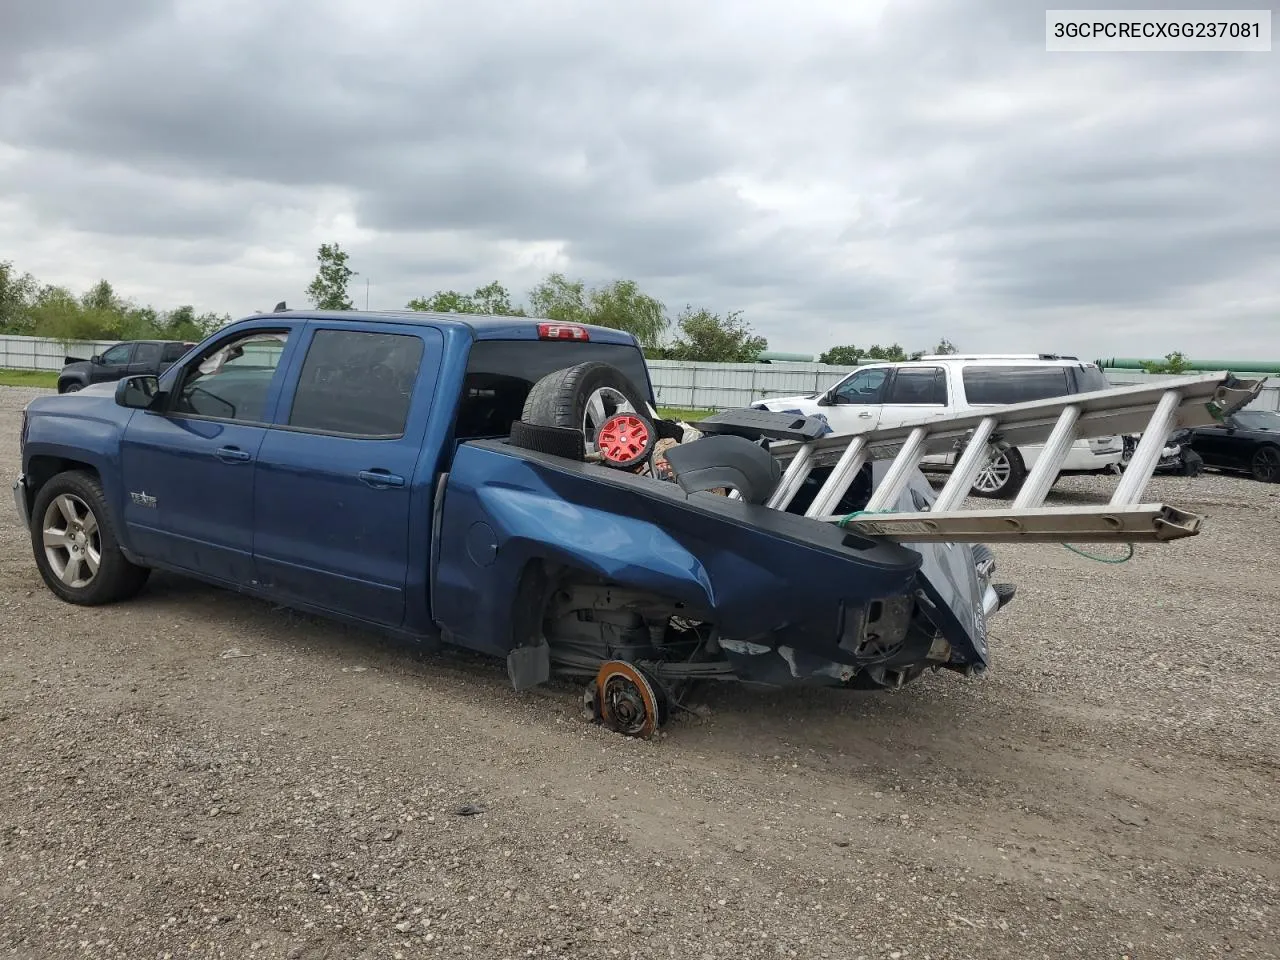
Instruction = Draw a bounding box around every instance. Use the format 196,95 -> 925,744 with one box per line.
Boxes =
0,384 -> 1277,960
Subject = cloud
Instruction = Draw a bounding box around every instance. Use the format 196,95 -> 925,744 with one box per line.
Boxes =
0,0 -> 1276,359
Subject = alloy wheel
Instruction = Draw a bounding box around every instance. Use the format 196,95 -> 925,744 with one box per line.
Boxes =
42,493 -> 101,589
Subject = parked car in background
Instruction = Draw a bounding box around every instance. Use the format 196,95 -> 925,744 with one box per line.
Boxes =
1185,409 -> 1280,482
751,354 -> 1125,498
1122,429 -> 1205,476
58,340 -> 195,394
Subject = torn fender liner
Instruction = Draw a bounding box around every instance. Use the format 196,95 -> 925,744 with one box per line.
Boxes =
507,642 -> 551,691
663,434 -> 782,505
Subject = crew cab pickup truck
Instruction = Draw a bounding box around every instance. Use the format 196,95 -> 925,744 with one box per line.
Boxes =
13,310 -> 1011,737
58,339 -> 196,394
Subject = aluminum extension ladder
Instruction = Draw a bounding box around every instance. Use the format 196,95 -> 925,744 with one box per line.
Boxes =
759,372 -> 1263,544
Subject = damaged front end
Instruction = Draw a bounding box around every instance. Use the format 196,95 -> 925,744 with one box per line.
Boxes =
711,458 -> 1017,692
444,404 -> 1021,739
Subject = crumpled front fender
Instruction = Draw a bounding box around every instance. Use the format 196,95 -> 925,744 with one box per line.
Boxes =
432,441 -> 923,660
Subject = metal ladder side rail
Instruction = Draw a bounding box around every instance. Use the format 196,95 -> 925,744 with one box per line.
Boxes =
764,373 -> 1263,544
816,503 -> 1203,543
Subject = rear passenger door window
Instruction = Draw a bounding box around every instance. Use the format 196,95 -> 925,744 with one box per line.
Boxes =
287,330 -> 426,438
961,366 -> 1071,405
884,367 -> 948,406
130,342 -> 162,374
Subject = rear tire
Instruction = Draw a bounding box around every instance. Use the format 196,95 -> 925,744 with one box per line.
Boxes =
30,471 -> 150,606
1250,444 -> 1280,483
971,448 -> 1027,499
521,362 -> 651,455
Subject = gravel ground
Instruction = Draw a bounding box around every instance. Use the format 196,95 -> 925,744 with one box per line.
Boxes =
0,384 -> 1277,960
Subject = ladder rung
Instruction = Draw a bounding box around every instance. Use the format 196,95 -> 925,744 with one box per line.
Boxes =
766,443 -> 815,510
863,427 -> 930,512
1012,404 -> 1081,509
932,417 -> 998,511
1110,389 -> 1182,506
803,436 -> 869,518
827,504 -> 1202,543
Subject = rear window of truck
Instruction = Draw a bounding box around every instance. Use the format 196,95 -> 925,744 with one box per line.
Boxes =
454,340 -> 654,440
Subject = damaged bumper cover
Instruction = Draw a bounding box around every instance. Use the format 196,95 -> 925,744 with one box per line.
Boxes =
711,461 -> 1015,691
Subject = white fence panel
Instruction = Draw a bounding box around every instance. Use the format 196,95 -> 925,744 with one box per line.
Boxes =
0,335 -> 118,372
647,359 -> 859,410
2,332 -> 1277,411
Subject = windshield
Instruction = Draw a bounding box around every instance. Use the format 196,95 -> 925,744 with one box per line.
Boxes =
455,339 -> 654,440
1234,410 -> 1280,431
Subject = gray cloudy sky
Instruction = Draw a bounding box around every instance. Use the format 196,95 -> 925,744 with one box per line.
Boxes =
1,0 -> 1276,359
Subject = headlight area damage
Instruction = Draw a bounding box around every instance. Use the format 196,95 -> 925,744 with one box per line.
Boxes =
436,363 -> 1261,739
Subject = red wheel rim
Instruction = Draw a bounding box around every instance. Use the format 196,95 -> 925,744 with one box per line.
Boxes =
597,414 -> 651,464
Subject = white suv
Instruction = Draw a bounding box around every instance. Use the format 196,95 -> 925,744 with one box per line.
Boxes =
751,354 -> 1124,498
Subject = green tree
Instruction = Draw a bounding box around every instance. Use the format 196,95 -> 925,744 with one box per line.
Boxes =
305,242 -> 357,310
471,281 -> 525,316
0,260 -> 39,334
819,345 -> 865,365
159,305 -> 230,341
80,279 -> 124,313
29,284 -> 100,342
584,279 -> 668,349
864,343 -> 909,362
406,281 -> 526,316
1,260 -> 231,344
663,307 -> 767,363
526,273 -> 669,347
1141,351 -> 1193,374
527,272 -> 589,324
932,337 -> 958,355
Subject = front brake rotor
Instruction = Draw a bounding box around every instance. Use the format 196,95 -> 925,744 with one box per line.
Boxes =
593,660 -> 668,739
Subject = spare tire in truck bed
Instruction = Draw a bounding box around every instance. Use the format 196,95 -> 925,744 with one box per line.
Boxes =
520,361 -> 651,451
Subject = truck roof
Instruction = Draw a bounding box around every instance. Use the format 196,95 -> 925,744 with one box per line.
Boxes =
238,309 -> 642,346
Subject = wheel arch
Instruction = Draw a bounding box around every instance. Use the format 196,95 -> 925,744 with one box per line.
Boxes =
25,455 -> 101,500
503,548 -> 716,655
21,447 -> 132,555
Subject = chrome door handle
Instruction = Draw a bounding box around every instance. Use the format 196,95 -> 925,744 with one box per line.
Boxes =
359,470 -> 406,489
215,446 -> 252,463
858,411 -> 873,418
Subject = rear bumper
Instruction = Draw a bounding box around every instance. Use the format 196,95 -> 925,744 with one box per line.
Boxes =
1060,442 -> 1124,471
12,474 -> 30,531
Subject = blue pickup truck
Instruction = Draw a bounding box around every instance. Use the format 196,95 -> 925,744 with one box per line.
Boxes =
12,309 -> 1008,737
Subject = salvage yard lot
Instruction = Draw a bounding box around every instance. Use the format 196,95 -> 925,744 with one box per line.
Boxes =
0,384 -> 1276,960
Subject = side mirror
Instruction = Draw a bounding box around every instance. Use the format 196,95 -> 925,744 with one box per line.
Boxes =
116,375 -> 163,410
90,354 -> 103,365
816,391 -> 834,407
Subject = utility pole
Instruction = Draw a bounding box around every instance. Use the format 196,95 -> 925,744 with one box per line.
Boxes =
365,278 -> 370,310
